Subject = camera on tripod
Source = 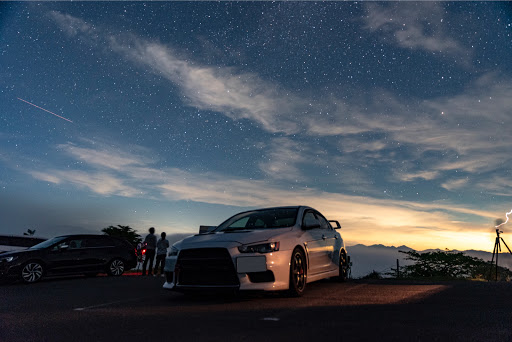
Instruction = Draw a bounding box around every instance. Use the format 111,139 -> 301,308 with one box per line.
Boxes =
489,228 -> 512,281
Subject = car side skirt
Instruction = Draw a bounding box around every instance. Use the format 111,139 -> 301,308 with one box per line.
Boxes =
306,269 -> 339,283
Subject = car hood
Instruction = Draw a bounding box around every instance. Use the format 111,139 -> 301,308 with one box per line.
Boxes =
175,227 -> 293,249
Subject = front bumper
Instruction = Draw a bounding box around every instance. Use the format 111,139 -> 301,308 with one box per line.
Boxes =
163,246 -> 293,291
0,262 -> 21,279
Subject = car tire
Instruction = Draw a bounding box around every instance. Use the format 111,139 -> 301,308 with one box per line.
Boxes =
287,248 -> 307,297
21,261 -> 44,283
336,252 -> 348,282
107,259 -> 125,276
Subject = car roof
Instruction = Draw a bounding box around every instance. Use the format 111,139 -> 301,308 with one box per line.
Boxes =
244,206 -> 310,211
232,206 -> 314,216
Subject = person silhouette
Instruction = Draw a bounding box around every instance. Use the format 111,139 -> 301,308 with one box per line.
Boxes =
142,227 -> 157,276
155,232 -> 169,276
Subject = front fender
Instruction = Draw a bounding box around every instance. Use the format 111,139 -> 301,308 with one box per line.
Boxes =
163,256 -> 177,272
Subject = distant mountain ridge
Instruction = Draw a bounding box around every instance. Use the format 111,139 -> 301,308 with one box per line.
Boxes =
347,244 -> 512,279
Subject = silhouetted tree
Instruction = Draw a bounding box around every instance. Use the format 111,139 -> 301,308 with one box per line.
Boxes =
101,225 -> 141,246
399,250 -> 512,280
23,229 -> 36,236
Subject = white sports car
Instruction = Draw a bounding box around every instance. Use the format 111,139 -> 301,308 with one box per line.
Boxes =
163,206 -> 349,296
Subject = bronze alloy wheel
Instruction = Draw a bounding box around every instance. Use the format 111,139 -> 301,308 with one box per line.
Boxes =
337,252 -> 348,282
288,248 -> 306,296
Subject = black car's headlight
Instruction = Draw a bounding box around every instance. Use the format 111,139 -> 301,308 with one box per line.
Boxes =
0,256 -> 17,263
168,246 -> 179,257
238,242 -> 280,254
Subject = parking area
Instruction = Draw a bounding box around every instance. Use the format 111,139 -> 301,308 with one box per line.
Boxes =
1,276 -> 512,341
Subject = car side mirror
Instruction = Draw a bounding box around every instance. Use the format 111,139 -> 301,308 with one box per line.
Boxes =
52,244 -> 68,252
329,220 -> 341,229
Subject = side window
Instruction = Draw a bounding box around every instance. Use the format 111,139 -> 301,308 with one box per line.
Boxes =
67,239 -> 83,249
316,213 -> 331,230
303,211 -> 319,228
247,217 -> 267,228
229,217 -> 250,228
52,239 -> 83,251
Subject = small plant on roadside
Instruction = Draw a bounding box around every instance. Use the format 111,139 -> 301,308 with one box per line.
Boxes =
361,270 -> 382,280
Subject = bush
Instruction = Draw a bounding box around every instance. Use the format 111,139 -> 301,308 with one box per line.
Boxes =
101,225 -> 142,246
399,250 -> 512,281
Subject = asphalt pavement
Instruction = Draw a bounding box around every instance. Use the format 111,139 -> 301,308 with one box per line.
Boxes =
1,274 -> 512,342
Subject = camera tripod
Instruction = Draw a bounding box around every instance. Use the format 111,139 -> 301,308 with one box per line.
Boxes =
489,229 -> 512,281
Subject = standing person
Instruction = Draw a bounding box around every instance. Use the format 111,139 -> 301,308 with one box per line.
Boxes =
142,227 -> 157,276
155,232 -> 170,276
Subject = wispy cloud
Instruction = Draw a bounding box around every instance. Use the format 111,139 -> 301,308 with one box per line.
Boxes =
108,37 -> 304,134
58,140 -> 153,171
30,169 -> 140,197
258,138 -> 310,181
363,2 -> 471,62
399,171 -> 441,182
476,176 -> 512,197
441,178 -> 469,191
49,11 -> 98,42
316,75 -> 512,192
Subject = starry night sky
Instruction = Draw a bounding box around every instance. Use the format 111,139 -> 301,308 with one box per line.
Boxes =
1,2 -> 511,251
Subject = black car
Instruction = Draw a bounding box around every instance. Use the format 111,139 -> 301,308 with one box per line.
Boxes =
0,234 -> 137,283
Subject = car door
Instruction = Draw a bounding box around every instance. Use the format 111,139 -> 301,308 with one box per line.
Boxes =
82,237 -> 114,271
301,210 -> 326,276
45,238 -> 87,274
315,211 -> 339,272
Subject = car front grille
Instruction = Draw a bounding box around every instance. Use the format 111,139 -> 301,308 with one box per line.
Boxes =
176,248 -> 239,287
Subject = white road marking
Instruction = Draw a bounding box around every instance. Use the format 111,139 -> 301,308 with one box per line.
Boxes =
261,317 -> 280,321
73,296 -> 154,311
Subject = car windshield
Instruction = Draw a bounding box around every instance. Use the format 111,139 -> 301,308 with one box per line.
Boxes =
29,236 -> 67,249
215,208 -> 299,232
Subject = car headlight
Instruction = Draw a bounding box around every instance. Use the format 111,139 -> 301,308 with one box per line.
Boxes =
238,242 -> 280,254
168,246 -> 179,257
0,256 -> 17,263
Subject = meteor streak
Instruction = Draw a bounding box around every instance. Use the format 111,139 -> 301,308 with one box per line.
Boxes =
17,97 -> 73,123
495,209 -> 512,228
